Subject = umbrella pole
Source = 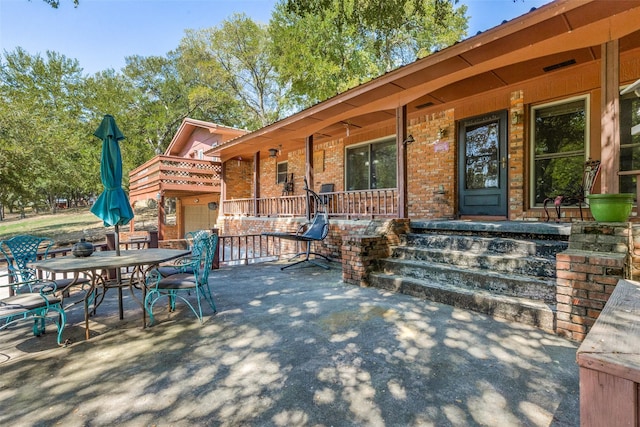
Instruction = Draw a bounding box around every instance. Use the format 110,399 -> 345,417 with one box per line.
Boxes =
115,225 -> 124,320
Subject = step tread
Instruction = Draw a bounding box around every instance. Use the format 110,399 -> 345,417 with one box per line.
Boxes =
370,271 -> 556,310
380,257 -> 557,285
393,245 -> 557,263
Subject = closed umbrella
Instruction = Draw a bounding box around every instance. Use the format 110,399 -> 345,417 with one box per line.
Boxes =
90,114 -> 134,255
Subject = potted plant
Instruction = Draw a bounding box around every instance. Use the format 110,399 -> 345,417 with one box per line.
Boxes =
586,193 -> 635,222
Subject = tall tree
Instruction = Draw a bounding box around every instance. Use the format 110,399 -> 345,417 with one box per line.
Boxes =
0,48 -> 94,213
177,13 -> 288,130
270,0 -> 468,107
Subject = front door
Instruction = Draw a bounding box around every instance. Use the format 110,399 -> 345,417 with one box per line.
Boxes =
458,111 -> 508,217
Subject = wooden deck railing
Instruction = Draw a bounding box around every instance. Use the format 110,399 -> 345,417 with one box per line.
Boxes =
129,155 -> 222,199
223,188 -> 398,219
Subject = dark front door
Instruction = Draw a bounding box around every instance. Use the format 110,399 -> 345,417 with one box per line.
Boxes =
458,111 -> 508,217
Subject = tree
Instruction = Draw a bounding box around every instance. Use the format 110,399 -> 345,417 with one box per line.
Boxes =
270,0 -> 468,107
0,48 -> 93,213
122,54 -> 196,156
177,13 -> 288,130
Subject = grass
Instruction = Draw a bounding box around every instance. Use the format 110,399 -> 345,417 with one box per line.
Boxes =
0,208 -> 158,246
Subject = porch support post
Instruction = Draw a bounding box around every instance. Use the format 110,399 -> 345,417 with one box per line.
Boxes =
305,135 -> 314,221
600,40 -> 620,193
254,151 -> 260,217
220,161 -> 226,217
396,106 -> 408,218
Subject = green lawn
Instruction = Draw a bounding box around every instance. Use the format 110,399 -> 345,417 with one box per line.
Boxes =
0,209 -> 105,244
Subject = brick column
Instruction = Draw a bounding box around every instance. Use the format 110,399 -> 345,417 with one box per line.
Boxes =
556,250 -> 626,341
555,222 -> 630,341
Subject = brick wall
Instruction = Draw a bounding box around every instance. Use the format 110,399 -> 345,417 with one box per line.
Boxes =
407,109 -> 456,219
555,222 -> 630,341
225,159 -> 253,199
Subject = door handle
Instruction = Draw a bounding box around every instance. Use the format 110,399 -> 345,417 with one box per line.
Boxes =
501,157 -> 507,169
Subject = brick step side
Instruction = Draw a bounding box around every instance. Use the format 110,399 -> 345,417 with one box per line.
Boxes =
391,246 -> 558,278
368,272 -> 556,332
379,258 -> 557,302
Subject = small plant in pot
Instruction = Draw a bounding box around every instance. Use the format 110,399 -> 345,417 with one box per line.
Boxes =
586,193 -> 635,222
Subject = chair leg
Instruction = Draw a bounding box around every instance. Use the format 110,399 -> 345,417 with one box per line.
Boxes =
281,242 -> 330,270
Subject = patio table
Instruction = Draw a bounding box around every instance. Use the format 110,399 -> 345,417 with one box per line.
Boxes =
31,248 -> 190,340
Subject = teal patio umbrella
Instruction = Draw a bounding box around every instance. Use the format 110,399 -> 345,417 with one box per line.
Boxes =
90,114 -> 135,256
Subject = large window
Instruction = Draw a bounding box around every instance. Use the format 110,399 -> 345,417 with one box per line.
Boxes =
620,92 -> 640,196
346,138 -> 396,191
532,98 -> 588,205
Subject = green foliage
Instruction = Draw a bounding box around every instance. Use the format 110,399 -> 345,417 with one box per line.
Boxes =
177,13 -> 288,130
271,0 -> 468,107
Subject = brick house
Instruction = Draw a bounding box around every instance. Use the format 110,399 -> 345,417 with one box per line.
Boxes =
208,0 -> 640,235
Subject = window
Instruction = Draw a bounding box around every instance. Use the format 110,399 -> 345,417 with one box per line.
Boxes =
619,92 -> 640,196
276,161 -> 288,184
531,98 -> 588,205
346,138 -> 396,191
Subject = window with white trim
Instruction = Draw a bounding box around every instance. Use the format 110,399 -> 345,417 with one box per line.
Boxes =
620,91 -> 640,198
531,97 -> 588,205
276,161 -> 288,184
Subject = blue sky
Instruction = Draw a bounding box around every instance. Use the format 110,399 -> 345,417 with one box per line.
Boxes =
0,0 -> 550,75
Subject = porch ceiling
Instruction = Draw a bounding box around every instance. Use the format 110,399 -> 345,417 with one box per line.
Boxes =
210,0 -> 640,162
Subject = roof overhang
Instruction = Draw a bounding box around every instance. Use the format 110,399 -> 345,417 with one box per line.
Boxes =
208,0 -> 640,162
165,118 -> 248,156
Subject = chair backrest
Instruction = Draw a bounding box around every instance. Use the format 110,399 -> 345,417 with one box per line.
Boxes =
301,211 -> 329,241
185,230 -> 211,257
192,234 -> 218,286
583,159 -> 601,195
0,235 -> 53,283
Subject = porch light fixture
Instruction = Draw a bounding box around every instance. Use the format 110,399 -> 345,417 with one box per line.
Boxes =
268,148 -> 278,158
437,127 -> 447,139
403,134 -> 415,145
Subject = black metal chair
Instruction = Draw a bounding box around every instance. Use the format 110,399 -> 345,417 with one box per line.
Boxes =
264,180 -> 331,270
543,159 -> 601,222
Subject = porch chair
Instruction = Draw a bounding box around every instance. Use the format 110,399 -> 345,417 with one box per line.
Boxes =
144,233 -> 218,325
0,235 -> 90,298
263,179 -> 331,270
543,159 -> 601,222
282,173 -> 294,196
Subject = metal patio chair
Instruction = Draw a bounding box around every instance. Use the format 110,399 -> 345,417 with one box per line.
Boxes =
0,234 -> 90,298
543,159 -> 601,222
144,233 -> 218,325
156,229 -> 210,277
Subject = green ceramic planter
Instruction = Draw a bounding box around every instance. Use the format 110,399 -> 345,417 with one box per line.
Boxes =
587,193 -> 634,222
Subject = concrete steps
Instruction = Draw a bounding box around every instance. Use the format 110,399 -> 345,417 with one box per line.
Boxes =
368,221 -> 571,331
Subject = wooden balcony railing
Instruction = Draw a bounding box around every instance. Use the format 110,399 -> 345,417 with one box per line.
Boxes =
129,155 -> 222,200
222,188 -> 398,219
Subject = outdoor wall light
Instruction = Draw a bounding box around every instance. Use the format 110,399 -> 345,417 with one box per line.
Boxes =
437,127 -> 447,139
194,198 -> 199,203
208,202 -> 219,210
511,111 -> 522,125
268,148 -> 278,158
403,134 -> 415,145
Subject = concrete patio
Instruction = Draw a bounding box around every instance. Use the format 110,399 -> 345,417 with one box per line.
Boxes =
0,261 -> 579,426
